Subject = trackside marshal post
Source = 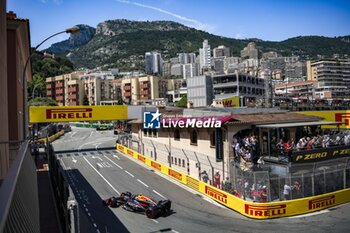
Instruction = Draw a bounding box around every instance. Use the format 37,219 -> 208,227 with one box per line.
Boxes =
29,106 -> 128,123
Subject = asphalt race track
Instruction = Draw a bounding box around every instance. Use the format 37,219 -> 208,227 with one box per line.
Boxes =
52,127 -> 350,233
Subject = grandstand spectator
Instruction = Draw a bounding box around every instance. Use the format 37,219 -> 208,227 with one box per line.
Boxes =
345,132 -> 350,145
224,177 -> 232,192
200,170 -> 209,183
322,134 -> 330,148
270,136 -> 277,156
214,171 -> 221,188
292,181 -> 302,198
283,183 -> 291,200
277,139 -> 284,156
260,186 -> 268,203
306,137 -> 313,150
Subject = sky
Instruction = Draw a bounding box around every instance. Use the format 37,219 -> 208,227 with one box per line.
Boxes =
7,0 -> 350,49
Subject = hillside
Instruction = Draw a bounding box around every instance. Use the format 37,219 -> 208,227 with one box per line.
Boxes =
46,19 -> 350,69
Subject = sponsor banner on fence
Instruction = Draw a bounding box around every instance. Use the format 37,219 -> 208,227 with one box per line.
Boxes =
186,176 -> 199,191
30,105 -> 128,123
116,144 -> 350,219
292,145 -> 350,163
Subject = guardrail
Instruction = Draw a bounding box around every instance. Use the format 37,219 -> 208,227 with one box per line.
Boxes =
37,130 -> 65,144
116,143 -> 350,219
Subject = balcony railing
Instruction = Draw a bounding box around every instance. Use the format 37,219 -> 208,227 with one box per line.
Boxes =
0,140 -> 40,233
68,87 -> 78,93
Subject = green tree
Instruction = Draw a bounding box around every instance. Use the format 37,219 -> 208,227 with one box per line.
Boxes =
176,95 -> 187,108
29,97 -> 58,106
28,74 -> 45,100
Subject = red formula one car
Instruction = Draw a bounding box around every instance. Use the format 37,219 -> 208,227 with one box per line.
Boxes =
103,192 -> 171,219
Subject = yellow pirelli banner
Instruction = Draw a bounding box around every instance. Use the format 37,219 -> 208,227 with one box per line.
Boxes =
298,110 -> 350,129
116,144 -> 350,219
30,105 -> 128,123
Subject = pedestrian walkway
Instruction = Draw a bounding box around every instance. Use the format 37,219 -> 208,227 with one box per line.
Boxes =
36,153 -> 62,233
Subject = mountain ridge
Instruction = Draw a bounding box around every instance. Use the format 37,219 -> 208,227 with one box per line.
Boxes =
46,19 -> 350,69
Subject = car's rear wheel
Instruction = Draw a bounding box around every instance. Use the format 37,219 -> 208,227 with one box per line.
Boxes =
146,206 -> 158,219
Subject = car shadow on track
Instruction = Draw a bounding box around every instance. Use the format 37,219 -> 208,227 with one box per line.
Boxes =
64,169 -> 130,233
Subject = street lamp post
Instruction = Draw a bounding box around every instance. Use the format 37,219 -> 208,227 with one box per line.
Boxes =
23,26 -> 80,140
31,83 -> 41,100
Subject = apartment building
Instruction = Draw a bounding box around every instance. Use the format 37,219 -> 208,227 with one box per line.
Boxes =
121,75 -> 166,105
46,72 -> 82,106
213,45 -> 230,58
170,63 -> 198,79
307,59 -> 350,98
213,71 -> 266,101
65,79 -> 84,106
81,73 -> 114,105
241,42 -> 259,59
166,79 -> 187,103
46,75 -> 64,105
274,80 -> 317,98
199,39 -> 211,71
178,52 -> 196,64
145,51 -> 163,75
111,79 -> 122,103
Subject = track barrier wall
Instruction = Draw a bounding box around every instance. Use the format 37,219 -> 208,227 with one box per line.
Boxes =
37,129 -> 65,144
116,144 -> 350,219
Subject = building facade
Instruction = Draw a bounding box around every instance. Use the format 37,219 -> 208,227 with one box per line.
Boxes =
241,42 -> 258,59
81,73 -> 114,106
187,75 -> 213,107
145,51 -> 163,75
274,80 -> 317,98
199,39 -> 211,72
121,75 -> 166,105
166,79 -> 187,103
65,79 -> 84,106
307,59 -> 350,98
178,52 -> 196,64
46,72 -> 82,106
0,8 -> 40,232
6,11 -> 31,147
213,45 -> 230,58
213,72 -> 266,102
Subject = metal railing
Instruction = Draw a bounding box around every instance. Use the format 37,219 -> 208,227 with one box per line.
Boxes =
230,157 -> 350,203
0,140 -> 40,233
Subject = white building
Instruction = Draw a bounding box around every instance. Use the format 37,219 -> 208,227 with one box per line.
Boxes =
199,39 -> 211,72
178,52 -> 196,64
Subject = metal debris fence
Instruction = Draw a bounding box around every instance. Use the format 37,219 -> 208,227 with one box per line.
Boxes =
230,157 -> 350,202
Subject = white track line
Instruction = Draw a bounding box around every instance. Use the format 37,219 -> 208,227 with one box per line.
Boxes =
137,179 -> 149,187
125,170 -> 134,177
115,151 -> 227,209
151,219 -> 159,223
287,209 -> 330,218
153,190 -> 166,199
172,230 -> 180,233
104,155 -> 123,169
83,157 -> 120,195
